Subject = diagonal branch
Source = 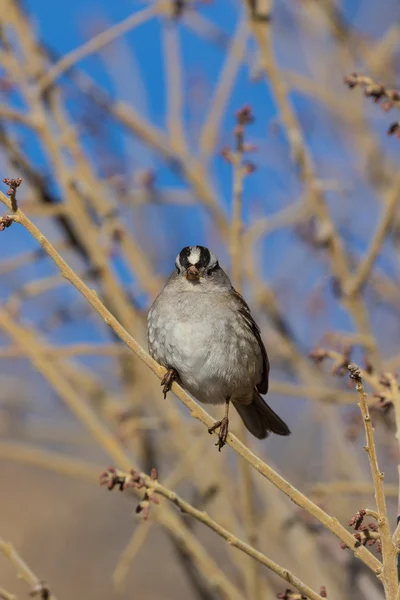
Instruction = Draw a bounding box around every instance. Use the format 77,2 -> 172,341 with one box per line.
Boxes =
37,5 -> 157,92
0,307 -> 243,600
0,192 -> 384,578
0,538 -> 56,599
345,177 -> 400,296
0,586 -> 16,600
34,37 -> 230,237
0,439 -> 324,600
103,467 -> 325,600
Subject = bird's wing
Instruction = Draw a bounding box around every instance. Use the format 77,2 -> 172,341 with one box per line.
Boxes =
232,289 -> 270,394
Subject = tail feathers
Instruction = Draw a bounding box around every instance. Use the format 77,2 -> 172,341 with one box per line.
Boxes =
233,392 -> 290,440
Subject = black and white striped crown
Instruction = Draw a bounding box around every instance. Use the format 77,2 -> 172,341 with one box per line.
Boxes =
176,246 -> 218,271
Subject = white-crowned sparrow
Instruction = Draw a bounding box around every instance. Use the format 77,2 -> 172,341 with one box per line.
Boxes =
147,245 -> 290,449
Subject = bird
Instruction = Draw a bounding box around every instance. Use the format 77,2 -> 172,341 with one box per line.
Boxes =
147,245 -> 290,450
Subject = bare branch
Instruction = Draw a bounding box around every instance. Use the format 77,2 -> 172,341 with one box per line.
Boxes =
0,539 -> 56,600
37,5 -> 157,92
101,467 -> 325,600
348,364 -> 397,598
0,192 -> 384,576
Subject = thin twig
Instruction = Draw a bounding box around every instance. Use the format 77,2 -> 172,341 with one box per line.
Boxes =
36,42 -> 230,238
386,375 -> 400,560
37,5 -> 157,92
348,364 -> 397,599
230,106 -> 250,289
0,587 -> 17,600
0,539 -> 56,599
3,178 -> 22,212
0,440 -> 241,598
311,481 -> 399,497
162,21 -> 188,154
102,468 -> 325,600
229,105 -> 261,599
0,107 -> 37,129
344,73 -> 400,108
0,343 -> 128,359
199,17 -> 248,158
243,0 -> 379,365
345,177 -> 400,296
0,442 -> 101,484
112,523 -> 152,592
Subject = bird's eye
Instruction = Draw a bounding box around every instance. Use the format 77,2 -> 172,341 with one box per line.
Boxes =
207,261 -> 219,276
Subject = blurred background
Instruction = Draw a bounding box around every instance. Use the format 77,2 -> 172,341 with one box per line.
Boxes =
0,0 -> 400,598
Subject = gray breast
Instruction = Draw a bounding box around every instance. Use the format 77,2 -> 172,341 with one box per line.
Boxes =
147,290 -> 263,405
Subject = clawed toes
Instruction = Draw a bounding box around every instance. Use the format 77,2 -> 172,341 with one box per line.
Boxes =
208,417 -> 229,451
161,379 -> 169,399
161,368 -> 177,399
216,437 -> 226,451
208,420 -> 221,435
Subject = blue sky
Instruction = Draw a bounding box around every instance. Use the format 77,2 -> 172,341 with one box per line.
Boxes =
2,0 -> 400,356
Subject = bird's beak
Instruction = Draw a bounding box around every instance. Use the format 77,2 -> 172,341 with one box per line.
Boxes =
186,265 -> 200,281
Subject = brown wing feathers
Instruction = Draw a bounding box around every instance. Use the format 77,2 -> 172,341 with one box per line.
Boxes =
232,289 -> 270,394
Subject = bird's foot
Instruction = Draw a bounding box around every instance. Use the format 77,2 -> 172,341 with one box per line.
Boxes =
161,368 -> 177,399
208,416 -> 229,451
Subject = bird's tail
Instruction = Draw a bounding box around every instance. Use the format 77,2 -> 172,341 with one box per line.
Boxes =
233,392 -> 290,440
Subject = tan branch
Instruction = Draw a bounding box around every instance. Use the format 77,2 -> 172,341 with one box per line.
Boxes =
345,177 -> 400,296
112,524 -> 152,593
0,587 -> 16,600
386,375 -> 400,560
54,64 -> 230,237
103,468 -> 325,600
0,442 -> 100,483
229,107 -> 249,289
32,36 -> 230,239
345,74 -> 400,109
0,539 -> 56,599
0,106 -> 37,129
162,22 -> 188,154
269,380 -> 357,404
0,343 -> 127,359
3,1 -> 162,304
348,364 -> 397,598
242,0 -> 379,364
0,192 -> 383,577
0,305 -> 242,600
37,5 -> 157,92
311,481 -> 399,497
228,105 -> 261,598
199,18 -> 248,158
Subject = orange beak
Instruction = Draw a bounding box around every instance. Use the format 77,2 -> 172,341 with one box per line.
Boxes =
186,265 -> 200,281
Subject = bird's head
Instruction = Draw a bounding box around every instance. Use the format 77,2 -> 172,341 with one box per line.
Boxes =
174,246 -> 224,286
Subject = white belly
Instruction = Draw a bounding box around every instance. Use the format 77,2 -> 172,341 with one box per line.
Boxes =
148,309 -> 261,405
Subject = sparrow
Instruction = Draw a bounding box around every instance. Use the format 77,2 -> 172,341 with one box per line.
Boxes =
147,245 -> 290,449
